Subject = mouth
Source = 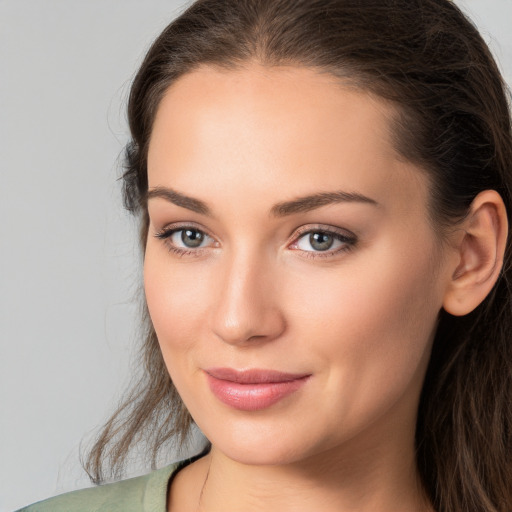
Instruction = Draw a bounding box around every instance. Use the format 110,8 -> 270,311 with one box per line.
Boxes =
204,367 -> 311,411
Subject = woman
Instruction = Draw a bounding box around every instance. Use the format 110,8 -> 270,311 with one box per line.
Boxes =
19,0 -> 512,511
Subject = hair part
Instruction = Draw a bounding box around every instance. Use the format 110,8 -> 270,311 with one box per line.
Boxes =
84,1 -> 512,510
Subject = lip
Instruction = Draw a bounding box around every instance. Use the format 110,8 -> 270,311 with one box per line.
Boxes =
204,368 -> 311,411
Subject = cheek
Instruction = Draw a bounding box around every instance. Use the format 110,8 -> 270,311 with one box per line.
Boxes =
285,236 -> 442,417
292,245 -> 440,342
143,250 -> 209,357
144,256 -> 211,418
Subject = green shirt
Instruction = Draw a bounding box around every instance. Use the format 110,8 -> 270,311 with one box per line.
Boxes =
16,463 -> 179,512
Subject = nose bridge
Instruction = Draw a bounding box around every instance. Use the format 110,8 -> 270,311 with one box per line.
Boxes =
210,244 -> 285,345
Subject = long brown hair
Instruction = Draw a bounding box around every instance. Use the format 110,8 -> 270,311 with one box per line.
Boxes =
85,1 -> 512,510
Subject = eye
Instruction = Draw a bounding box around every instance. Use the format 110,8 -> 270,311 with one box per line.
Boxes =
172,228 -> 209,248
291,227 -> 356,256
298,232 -> 337,252
154,225 -> 216,255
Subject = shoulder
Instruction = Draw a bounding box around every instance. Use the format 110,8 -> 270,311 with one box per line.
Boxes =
15,463 -> 179,512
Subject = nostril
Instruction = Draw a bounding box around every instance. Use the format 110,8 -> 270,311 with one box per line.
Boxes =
210,307 -> 286,346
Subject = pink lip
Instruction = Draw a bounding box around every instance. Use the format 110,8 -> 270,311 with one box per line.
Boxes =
204,368 -> 311,411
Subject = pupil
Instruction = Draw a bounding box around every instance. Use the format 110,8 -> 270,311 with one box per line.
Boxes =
182,229 -> 204,248
310,232 -> 333,251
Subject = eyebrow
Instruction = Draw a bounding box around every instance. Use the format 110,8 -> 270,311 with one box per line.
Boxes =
147,186 -> 211,215
146,186 -> 379,217
271,191 -> 379,216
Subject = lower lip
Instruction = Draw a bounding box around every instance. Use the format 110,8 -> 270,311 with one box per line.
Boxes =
205,373 -> 310,411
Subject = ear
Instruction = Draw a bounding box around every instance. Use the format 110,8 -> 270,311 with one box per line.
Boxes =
443,190 -> 508,316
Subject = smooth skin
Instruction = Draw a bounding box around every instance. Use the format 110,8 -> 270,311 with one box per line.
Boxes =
144,64 -> 507,512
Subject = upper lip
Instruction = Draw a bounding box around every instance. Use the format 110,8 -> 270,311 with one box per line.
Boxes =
204,367 -> 311,384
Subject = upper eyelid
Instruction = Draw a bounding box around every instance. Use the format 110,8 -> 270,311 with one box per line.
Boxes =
155,221 -> 216,239
291,224 -> 356,240
158,221 -> 206,230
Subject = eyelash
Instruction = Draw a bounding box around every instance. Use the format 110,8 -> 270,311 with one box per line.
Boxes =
153,224 -> 357,259
289,225 -> 357,259
154,223 -> 215,258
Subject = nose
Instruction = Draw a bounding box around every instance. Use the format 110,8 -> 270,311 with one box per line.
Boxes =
209,250 -> 286,346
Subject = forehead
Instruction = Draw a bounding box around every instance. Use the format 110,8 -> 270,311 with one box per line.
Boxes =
147,63 -> 429,218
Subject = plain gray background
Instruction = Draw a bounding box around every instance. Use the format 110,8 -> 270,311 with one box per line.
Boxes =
1,1 -> 511,510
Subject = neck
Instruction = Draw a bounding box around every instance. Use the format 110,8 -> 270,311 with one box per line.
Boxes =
199,444 -> 428,512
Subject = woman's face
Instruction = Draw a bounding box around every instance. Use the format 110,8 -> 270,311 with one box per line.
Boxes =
144,64 -> 453,466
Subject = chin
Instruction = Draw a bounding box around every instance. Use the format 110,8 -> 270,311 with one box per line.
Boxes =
198,416 -> 328,467
217,441 -> 308,467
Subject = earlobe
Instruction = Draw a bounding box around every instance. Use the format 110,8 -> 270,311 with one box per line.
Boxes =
443,190 -> 508,317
